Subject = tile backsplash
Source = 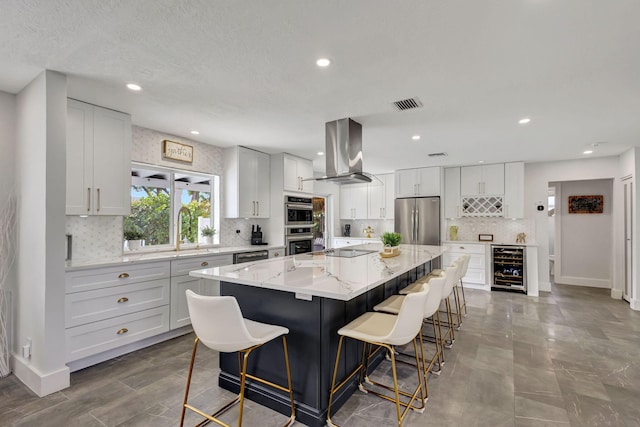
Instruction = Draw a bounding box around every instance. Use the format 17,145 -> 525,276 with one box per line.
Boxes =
445,217 -> 535,244
66,216 -> 124,260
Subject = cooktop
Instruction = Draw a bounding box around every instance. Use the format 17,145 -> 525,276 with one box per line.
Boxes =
316,248 -> 377,258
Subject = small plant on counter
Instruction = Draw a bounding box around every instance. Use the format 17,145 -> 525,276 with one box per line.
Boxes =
381,232 -> 402,247
201,226 -> 216,237
124,227 -> 144,241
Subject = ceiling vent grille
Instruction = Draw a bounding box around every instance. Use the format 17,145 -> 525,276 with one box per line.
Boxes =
428,152 -> 448,157
391,97 -> 423,111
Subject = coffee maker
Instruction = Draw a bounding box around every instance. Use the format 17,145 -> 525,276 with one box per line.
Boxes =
343,224 -> 351,237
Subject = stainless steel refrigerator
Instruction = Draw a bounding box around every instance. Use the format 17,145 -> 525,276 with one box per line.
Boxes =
394,197 -> 440,246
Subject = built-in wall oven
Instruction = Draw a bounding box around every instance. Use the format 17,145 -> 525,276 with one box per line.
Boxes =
285,226 -> 313,255
285,196 -> 313,226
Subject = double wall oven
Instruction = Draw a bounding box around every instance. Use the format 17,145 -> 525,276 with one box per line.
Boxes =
285,196 -> 314,255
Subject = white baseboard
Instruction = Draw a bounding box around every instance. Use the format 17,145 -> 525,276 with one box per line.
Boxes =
11,354 -> 70,397
611,289 -> 623,299
631,299 -> 640,311
465,283 -> 490,292
555,276 -> 611,289
538,281 -> 551,293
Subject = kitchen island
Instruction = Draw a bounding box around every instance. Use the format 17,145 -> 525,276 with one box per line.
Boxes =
190,243 -> 446,427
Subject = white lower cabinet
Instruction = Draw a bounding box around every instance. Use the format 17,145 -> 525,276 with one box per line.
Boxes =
169,254 -> 233,329
65,260 -> 171,362
442,243 -> 487,285
66,306 -> 170,362
332,238 -> 366,248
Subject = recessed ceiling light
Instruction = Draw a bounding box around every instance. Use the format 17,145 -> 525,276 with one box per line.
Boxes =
126,83 -> 142,91
412,135 -> 421,141
478,160 -> 485,163
316,58 -> 331,67
583,150 -> 593,154
190,130 -> 200,135
518,117 -> 531,125
317,151 -> 324,156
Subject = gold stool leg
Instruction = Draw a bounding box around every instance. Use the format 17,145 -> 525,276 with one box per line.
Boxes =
460,279 -> 468,316
180,337 -> 200,427
281,336 -> 296,425
327,336 -> 346,427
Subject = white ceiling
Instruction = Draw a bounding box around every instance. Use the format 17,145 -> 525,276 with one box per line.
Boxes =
2,0 -> 639,174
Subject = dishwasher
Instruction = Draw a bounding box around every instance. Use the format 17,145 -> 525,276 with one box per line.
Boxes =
233,250 -> 269,264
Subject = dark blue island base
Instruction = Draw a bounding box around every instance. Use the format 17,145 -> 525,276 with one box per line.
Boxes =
219,262 -> 430,427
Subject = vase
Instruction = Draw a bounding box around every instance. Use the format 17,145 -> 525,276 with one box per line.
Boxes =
449,226 -> 458,241
203,236 -> 213,245
128,239 -> 142,250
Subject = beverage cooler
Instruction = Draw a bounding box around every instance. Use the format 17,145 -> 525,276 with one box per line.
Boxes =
491,245 -> 526,293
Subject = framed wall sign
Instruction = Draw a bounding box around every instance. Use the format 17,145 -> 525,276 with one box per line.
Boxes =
478,234 -> 493,242
568,195 -> 603,214
162,140 -> 193,163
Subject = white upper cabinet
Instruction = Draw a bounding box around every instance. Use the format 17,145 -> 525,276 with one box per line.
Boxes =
368,174 -> 395,219
340,183 -> 368,219
283,154 -> 314,193
395,167 -> 441,198
66,99 -> 132,216
460,164 -> 504,196
224,146 -> 270,218
444,167 -> 461,219
504,162 -> 525,218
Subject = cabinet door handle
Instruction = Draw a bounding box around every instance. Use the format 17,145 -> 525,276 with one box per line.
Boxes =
256,201 -> 259,216
117,297 -> 129,303
96,188 -> 101,212
87,188 -> 91,212
118,273 -> 129,278
460,246 -> 465,250
201,261 -> 209,267
252,201 -> 256,216
116,328 -> 129,335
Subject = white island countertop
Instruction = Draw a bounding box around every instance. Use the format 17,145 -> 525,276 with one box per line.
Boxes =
190,243 -> 446,301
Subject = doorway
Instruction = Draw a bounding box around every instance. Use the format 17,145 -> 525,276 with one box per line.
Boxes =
312,196 -> 327,252
623,177 -> 633,302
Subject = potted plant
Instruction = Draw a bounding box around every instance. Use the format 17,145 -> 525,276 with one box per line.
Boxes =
124,227 -> 145,250
201,226 -> 216,245
381,232 -> 402,254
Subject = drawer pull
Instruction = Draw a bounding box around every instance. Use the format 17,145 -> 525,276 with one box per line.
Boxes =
116,328 -> 129,335
459,246 -> 465,250
200,261 -> 209,267
118,273 -> 130,279
117,297 -> 129,303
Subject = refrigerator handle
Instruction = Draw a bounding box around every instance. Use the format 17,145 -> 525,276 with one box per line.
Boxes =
411,208 -> 416,243
415,206 -> 419,242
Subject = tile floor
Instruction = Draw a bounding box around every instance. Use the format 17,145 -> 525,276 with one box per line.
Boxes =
1,283 -> 639,426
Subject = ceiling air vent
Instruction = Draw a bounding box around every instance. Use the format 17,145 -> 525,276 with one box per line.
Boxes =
391,97 -> 423,111
428,152 -> 448,158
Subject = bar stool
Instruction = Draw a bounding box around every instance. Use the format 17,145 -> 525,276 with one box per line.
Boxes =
401,264 -> 459,349
373,275 -> 446,389
181,290 -> 295,427
454,254 -> 470,318
327,286 -> 430,427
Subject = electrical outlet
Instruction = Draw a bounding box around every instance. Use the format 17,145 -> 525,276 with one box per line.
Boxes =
236,230 -> 241,234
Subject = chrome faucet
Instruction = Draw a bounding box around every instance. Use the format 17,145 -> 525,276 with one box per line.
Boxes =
176,206 -> 192,251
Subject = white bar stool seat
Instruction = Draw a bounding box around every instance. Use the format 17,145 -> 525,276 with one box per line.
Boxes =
180,290 -> 296,427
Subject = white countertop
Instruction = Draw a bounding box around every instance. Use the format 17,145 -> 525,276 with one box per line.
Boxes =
65,245 -> 285,271
190,243 -> 446,301
442,240 -> 538,247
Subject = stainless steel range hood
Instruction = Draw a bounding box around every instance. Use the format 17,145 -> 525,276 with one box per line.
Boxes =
316,118 -> 372,184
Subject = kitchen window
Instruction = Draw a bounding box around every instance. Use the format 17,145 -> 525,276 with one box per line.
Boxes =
124,163 -> 220,249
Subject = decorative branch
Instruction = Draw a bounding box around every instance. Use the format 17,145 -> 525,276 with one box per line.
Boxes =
0,194 -> 17,377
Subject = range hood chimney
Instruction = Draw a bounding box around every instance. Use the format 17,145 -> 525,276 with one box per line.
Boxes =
317,118 -> 372,184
